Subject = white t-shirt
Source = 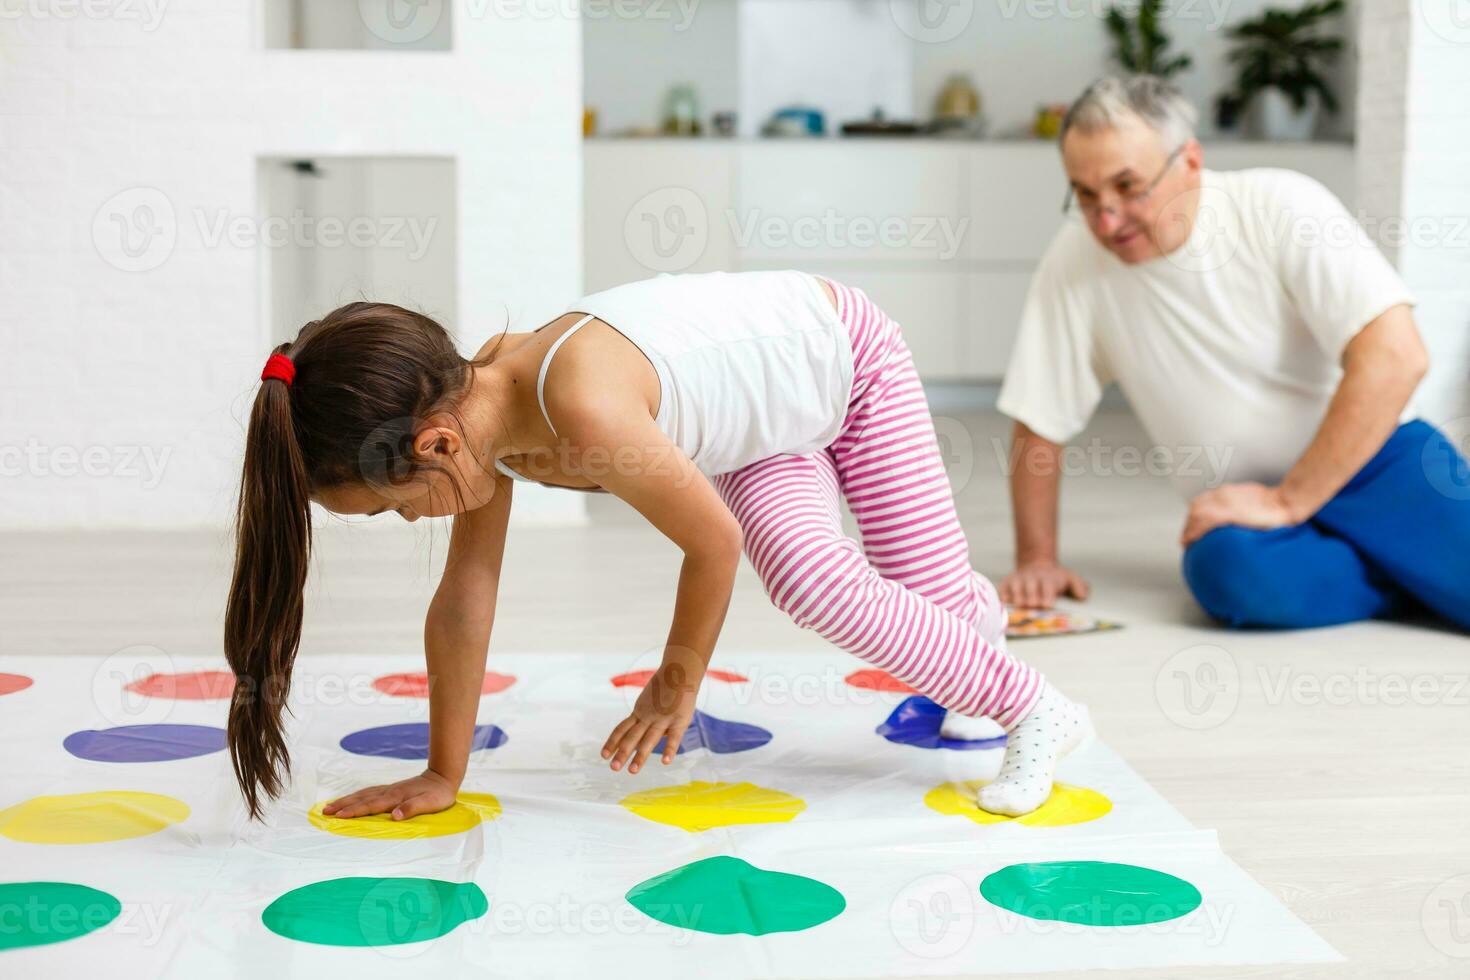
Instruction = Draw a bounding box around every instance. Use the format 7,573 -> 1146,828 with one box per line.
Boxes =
996,168 -> 1416,498
570,270 -> 854,476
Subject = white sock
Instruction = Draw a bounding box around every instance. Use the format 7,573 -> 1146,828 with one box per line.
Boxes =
938,711 -> 1006,742
977,682 -> 1090,817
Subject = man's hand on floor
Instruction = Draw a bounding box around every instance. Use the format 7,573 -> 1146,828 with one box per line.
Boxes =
1000,560 -> 1090,610
1182,482 -> 1301,546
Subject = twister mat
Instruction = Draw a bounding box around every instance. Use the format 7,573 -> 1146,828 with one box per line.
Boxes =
0,653 -> 1336,977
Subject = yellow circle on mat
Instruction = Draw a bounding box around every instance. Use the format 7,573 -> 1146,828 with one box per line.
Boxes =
308,792 -> 502,839
925,781 -> 1112,827
620,780 -> 806,833
0,790 -> 190,844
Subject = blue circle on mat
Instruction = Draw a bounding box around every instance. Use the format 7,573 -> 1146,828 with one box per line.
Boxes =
875,696 -> 1008,751
654,710 -> 772,756
63,723 -> 227,763
340,723 -> 507,760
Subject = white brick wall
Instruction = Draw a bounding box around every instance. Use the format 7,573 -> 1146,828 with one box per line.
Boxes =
1356,0 -> 1470,424
0,0 -> 587,528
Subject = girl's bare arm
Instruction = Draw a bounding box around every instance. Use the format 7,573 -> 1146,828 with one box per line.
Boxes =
323,473 -> 514,819
424,473 -> 515,785
546,381 -> 744,774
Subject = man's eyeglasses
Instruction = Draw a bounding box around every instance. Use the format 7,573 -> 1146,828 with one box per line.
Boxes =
1062,144 -> 1187,218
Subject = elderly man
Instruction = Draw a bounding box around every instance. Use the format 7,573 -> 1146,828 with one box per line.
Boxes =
996,75 -> 1469,630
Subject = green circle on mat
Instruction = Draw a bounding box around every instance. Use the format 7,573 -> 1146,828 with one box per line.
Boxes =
0,881 -> 121,950
626,856 -> 844,935
980,861 -> 1201,926
262,877 -> 488,947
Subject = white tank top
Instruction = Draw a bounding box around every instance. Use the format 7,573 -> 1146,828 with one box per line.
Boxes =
498,270 -> 854,481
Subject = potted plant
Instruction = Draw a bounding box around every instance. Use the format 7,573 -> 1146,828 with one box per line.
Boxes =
1221,0 -> 1346,141
1104,0 -> 1193,78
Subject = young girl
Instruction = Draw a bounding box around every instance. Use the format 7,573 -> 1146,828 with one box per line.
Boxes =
225,271 -> 1089,822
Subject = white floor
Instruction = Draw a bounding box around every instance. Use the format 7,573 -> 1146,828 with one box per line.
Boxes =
3,408 -> 1467,978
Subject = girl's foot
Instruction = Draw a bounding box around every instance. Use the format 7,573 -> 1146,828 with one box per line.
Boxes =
977,682 -> 1090,816
938,711 -> 1006,742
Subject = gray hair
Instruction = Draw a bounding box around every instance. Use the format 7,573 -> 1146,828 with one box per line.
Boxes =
1060,75 -> 1198,148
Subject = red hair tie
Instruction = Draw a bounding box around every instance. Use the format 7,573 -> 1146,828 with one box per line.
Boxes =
261,353 -> 296,386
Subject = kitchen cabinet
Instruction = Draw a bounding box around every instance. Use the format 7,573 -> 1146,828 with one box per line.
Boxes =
735,143 -> 966,263
583,141 -> 739,290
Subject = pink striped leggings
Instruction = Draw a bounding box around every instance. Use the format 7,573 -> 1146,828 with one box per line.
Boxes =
710,281 -> 1042,726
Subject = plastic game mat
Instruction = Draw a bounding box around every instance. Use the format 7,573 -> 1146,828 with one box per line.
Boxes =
0,653 -> 1336,977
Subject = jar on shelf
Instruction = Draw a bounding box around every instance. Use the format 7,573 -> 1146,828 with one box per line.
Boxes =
662,85 -> 701,137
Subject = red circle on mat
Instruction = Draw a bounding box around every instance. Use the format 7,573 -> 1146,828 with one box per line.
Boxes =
844,669 -> 916,693
125,670 -> 236,700
610,669 -> 749,688
372,671 -> 517,698
0,673 -> 34,696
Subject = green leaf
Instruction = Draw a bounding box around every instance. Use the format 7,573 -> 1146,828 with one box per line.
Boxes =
1222,0 -> 1345,110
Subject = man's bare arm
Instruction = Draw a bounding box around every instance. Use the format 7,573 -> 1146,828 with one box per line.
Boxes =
1000,421 -> 1090,608
1280,304 -> 1428,516
1182,304 -> 1428,544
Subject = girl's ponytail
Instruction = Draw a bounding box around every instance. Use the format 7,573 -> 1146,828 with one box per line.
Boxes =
224,303 -> 476,819
225,343 -> 311,819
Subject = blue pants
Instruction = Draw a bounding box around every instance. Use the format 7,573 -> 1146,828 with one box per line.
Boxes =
1183,421 -> 1470,630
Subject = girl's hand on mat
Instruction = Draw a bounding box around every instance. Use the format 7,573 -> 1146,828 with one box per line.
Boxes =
1000,560 -> 1090,609
321,769 -> 459,821
602,661 -> 701,775
1182,482 -> 1298,546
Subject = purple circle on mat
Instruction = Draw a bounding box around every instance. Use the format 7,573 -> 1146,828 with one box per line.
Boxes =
654,710 -> 772,756
876,696 -> 1008,751
340,723 -> 507,760
63,723 -> 227,762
